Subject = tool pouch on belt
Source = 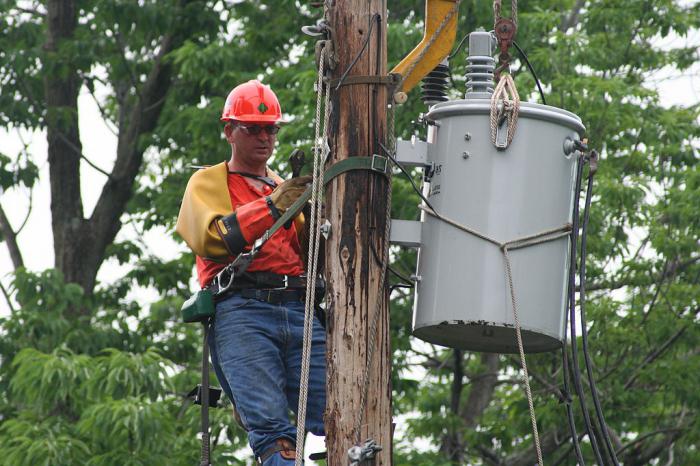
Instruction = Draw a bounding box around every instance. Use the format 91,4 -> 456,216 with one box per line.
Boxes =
181,288 -> 216,323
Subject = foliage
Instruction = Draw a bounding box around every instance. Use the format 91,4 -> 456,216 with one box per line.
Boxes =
0,0 -> 698,465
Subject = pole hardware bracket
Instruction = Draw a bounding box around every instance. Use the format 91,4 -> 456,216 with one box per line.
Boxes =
187,384 -> 222,408
348,438 -> 383,465
326,74 -> 399,89
320,219 -> 331,240
370,153 -> 389,174
303,19 -> 338,72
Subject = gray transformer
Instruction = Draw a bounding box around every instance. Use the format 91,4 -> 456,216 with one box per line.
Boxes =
411,100 -> 585,353
402,31 -> 586,353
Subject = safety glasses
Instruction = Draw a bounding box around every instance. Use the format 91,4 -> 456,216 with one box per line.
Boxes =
236,123 -> 281,136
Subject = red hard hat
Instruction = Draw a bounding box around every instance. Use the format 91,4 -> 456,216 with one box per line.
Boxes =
220,80 -> 283,123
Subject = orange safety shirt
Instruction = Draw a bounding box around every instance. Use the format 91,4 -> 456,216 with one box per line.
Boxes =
196,173 -> 305,287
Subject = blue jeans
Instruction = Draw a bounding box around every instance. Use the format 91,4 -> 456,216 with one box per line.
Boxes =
209,293 -> 326,465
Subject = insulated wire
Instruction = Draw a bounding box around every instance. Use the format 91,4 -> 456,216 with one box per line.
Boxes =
513,41 -> 547,105
561,158 -> 586,465
335,13 -> 380,90
561,341 -> 586,464
569,156 -> 606,465
448,32 -> 470,60
378,141 -> 437,214
562,161 -> 587,464
579,165 -> 621,465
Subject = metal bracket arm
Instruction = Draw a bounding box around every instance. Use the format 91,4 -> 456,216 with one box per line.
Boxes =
395,138 -> 430,167
389,0 -> 459,95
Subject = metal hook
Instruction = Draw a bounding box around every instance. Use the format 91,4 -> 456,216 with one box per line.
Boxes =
302,19 -> 331,38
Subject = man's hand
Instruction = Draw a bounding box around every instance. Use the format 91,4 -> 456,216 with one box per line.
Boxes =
269,175 -> 312,213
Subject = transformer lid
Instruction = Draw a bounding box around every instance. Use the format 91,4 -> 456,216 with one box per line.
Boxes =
426,99 -> 586,136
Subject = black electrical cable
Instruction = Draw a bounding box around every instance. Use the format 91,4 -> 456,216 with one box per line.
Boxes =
378,141 -> 437,214
335,13 -> 380,90
388,265 -> 415,288
579,155 -> 621,466
561,342 -> 587,465
559,155 -> 586,466
512,41 -> 547,106
448,32 -> 470,60
568,156 -> 606,465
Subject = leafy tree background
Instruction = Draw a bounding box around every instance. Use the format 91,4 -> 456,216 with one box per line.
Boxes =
0,0 -> 698,465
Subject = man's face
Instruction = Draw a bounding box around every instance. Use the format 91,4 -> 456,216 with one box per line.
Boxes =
225,121 -> 279,165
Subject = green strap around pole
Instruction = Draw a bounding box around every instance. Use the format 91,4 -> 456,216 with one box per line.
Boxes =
258,154 -> 390,250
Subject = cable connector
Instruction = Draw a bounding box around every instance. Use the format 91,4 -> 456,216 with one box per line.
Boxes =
587,149 -> 599,176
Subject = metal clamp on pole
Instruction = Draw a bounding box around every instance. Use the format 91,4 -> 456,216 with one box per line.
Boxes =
348,439 -> 383,465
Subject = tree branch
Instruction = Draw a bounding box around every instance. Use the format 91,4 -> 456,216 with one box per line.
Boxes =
559,0 -> 585,32
0,202 -> 24,269
582,255 -> 700,293
12,6 -> 46,17
0,280 -> 17,313
620,427 -> 685,465
81,75 -> 119,137
44,0 -> 85,283
623,319 -> 693,390
461,354 -> 499,426
440,349 -> 465,463
14,188 -> 33,235
87,31 -> 179,290
478,430 -> 567,466
507,355 -> 567,403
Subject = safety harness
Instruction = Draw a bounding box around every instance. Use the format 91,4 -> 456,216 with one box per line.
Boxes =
181,154 -> 390,466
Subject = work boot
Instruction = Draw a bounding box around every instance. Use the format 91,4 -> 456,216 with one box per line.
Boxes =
256,438 -> 296,465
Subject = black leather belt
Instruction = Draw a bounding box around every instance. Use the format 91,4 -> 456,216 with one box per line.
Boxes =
237,288 -> 304,304
207,271 -> 325,305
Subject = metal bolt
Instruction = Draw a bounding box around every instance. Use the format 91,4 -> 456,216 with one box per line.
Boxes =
462,151 -> 470,159
393,91 -> 408,104
464,132 -> 471,141
320,219 -> 331,240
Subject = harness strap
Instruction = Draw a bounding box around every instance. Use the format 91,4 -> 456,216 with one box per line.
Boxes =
214,155 -> 390,295
266,154 -> 390,246
327,74 -> 398,88
199,319 -> 211,466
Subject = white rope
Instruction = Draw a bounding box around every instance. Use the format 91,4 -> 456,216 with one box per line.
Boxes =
419,205 -> 567,465
490,73 -> 520,149
493,0 -> 518,28
295,44 -> 330,466
503,246 -> 543,465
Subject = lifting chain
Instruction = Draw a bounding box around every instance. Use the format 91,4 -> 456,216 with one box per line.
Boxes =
493,0 -> 518,81
490,0 -> 520,150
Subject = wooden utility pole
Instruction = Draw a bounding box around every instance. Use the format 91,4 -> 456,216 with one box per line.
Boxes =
324,1 -> 392,465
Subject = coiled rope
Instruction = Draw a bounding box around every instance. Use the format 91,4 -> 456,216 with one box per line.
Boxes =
295,43 -> 332,466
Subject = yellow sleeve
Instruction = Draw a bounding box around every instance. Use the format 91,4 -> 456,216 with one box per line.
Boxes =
176,162 -> 232,258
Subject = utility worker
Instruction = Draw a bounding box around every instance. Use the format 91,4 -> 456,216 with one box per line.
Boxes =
176,80 -> 326,465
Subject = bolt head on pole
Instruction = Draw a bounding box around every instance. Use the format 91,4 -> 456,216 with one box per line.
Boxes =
393,91 -> 408,104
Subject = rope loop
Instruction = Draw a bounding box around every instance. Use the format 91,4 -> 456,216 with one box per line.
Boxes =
418,204 -> 570,466
489,73 -> 520,149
